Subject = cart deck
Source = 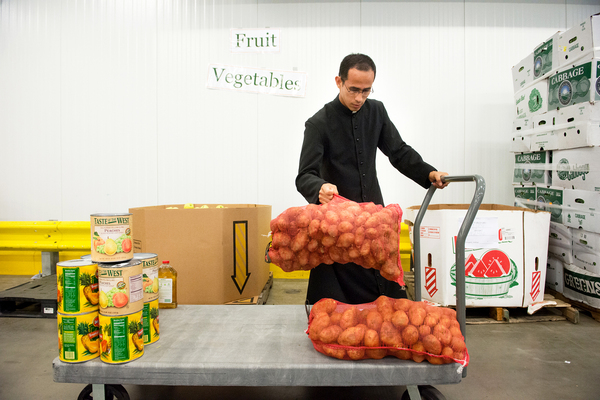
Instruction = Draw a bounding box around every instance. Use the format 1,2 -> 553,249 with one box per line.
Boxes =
53,305 -> 463,387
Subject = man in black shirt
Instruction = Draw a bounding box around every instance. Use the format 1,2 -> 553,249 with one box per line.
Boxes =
296,53 -> 448,305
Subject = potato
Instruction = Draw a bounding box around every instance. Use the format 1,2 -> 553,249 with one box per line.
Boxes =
375,296 -> 395,311
363,329 -> 381,347
408,306 -> 427,326
319,325 -> 343,344
279,247 -> 294,261
327,224 -> 338,238
272,232 -> 291,248
296,249 -> 310,267
450,326 -> 463,338
356,212 -> 371,226
330,311 -> 342,326
322,344 -> 346,360
309,313 -> 330,341
358,309 -> 370,325
325,211 -> 340,225
365,215 -> 380,229
401,325 -> 419,346
353,227 -> 365,247
336,232 -> 355,248
319,219 -> 330,235
442,307 -> 457,319
411,342 -> 426,363
311,298 -> 337,315
338,326 -> 365,346
348,247 -> 361,260
321,235 -> 336,248
268,249 -> 282,264
364,203 -> 379,214
309,252 -> 322,268
427,355 -> 445,365
339,307 -> 359,329
394,298 -> 412,312
366,310 -> 383,331
423,314 -> 439,328
391,310 -> 409,329
296,210 -> 311,228
338,220 -> 354,233
308,219 -> 321,238
347,348 -> 366,360
441,346 -> 455,359
433,325 -> 452,346
359,240 -> 371,256
328,246 -> 343,263
418,325 -> 432,338
450,336 -> 466,353
389,348 -> 412,360
366,349 -> 388,360
423,334 -> 442,355
365,227 -> 379,240
276,214 -> 290,231
380,321 -> 403,347
453,350 -> 466,360
438,315 -> 452,329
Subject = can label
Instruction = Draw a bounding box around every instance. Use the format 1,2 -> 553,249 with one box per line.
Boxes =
58,311 -> 100,363
98,260 -> 143,316
99,310 -> 144,364
91,213 -> 133,263
135,253 -> 159,302
57,261 -> 99,314
142,299 -> 160,345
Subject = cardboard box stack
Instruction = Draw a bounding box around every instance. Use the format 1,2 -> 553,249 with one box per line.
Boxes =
511,13 -> 600,310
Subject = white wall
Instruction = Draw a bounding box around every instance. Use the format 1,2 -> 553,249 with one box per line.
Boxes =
1,0 -> 599,221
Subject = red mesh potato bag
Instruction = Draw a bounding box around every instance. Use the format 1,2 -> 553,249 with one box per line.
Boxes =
267,195 -> 404,285
306,296 -> 469,367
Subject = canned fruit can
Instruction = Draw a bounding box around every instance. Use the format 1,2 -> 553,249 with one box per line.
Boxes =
98,260 -> 144,316
134,253 -> 160,302
99,310 -> 144,364
57,260 -> 99,314
90,213 -> 133,263
142,299 -> 160,345
57,311 -> 100,363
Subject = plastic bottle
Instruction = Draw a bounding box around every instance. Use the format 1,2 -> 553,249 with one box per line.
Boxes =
158,260 -> 178,309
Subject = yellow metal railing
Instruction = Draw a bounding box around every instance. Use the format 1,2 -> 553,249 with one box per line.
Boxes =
0,221 -> 90,275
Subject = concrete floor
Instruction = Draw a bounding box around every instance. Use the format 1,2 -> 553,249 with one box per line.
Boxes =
1,275 -> 600,399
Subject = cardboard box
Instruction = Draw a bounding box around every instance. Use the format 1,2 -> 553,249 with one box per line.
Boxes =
563,189 -> 600,233
552,147 -> 600,191
556,102 -> 600,149
548,221 -> 572,263
511,135 -> 531,153
536,186 -> 564,223
548,58 -> 599,109
572,229 -> 600,274
563,263 -> 600,309
513,116 -> 533,132
546,255 -> 565,293
530,110 -> 559,151
533,32 -> 562,79
129,204 -> 272,305
515,79 -> 548,120
556,14 -> 600,67
512,52 -> 534,93
513,151 -> 552,186
513,186 -> 536,210
405,204 -> 550,307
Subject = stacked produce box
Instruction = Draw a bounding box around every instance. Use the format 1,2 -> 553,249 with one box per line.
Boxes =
511,13 -> 600,310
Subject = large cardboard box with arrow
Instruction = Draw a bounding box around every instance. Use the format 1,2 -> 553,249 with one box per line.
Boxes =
405,204 -> 551,308
129,204 -> 271,304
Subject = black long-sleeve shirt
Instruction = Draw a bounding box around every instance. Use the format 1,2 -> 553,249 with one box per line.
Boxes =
295,95 -> 437,304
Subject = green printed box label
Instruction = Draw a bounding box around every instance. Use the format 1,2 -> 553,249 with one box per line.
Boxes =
534,38 -> 553,78
564,268 -> 600,300
536,187 -> 563,223
549,62 -> 592,108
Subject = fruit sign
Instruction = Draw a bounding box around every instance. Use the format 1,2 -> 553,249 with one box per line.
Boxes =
451,250 -> 519,297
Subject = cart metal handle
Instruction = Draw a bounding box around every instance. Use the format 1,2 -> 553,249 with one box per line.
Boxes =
412,175 -> 485,376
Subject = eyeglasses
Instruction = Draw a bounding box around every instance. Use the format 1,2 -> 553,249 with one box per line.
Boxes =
343,83 -> 374,98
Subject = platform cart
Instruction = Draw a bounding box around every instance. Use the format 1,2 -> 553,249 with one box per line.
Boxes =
53,175 -> 484,400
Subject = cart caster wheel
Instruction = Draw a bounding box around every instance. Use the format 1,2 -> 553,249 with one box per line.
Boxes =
77,384 -> 130,400
401,385 -> 447,400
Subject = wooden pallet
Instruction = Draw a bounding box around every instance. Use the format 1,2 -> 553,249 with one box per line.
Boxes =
225,272 -> 273,305
546,287 -> 600,323
0,274 -> 57,318
403,271 -> 579,324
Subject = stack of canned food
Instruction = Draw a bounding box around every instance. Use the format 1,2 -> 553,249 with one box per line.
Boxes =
56,213 -> 160,365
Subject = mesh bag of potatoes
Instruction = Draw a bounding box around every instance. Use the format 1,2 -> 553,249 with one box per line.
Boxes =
307,296 -> 469,366
267,195 -> 404,285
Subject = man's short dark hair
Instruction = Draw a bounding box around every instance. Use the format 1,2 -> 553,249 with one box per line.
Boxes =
338,54 -> 376,82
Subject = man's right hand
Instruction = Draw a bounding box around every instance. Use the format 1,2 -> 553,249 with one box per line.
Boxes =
319,183 -> 339,204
